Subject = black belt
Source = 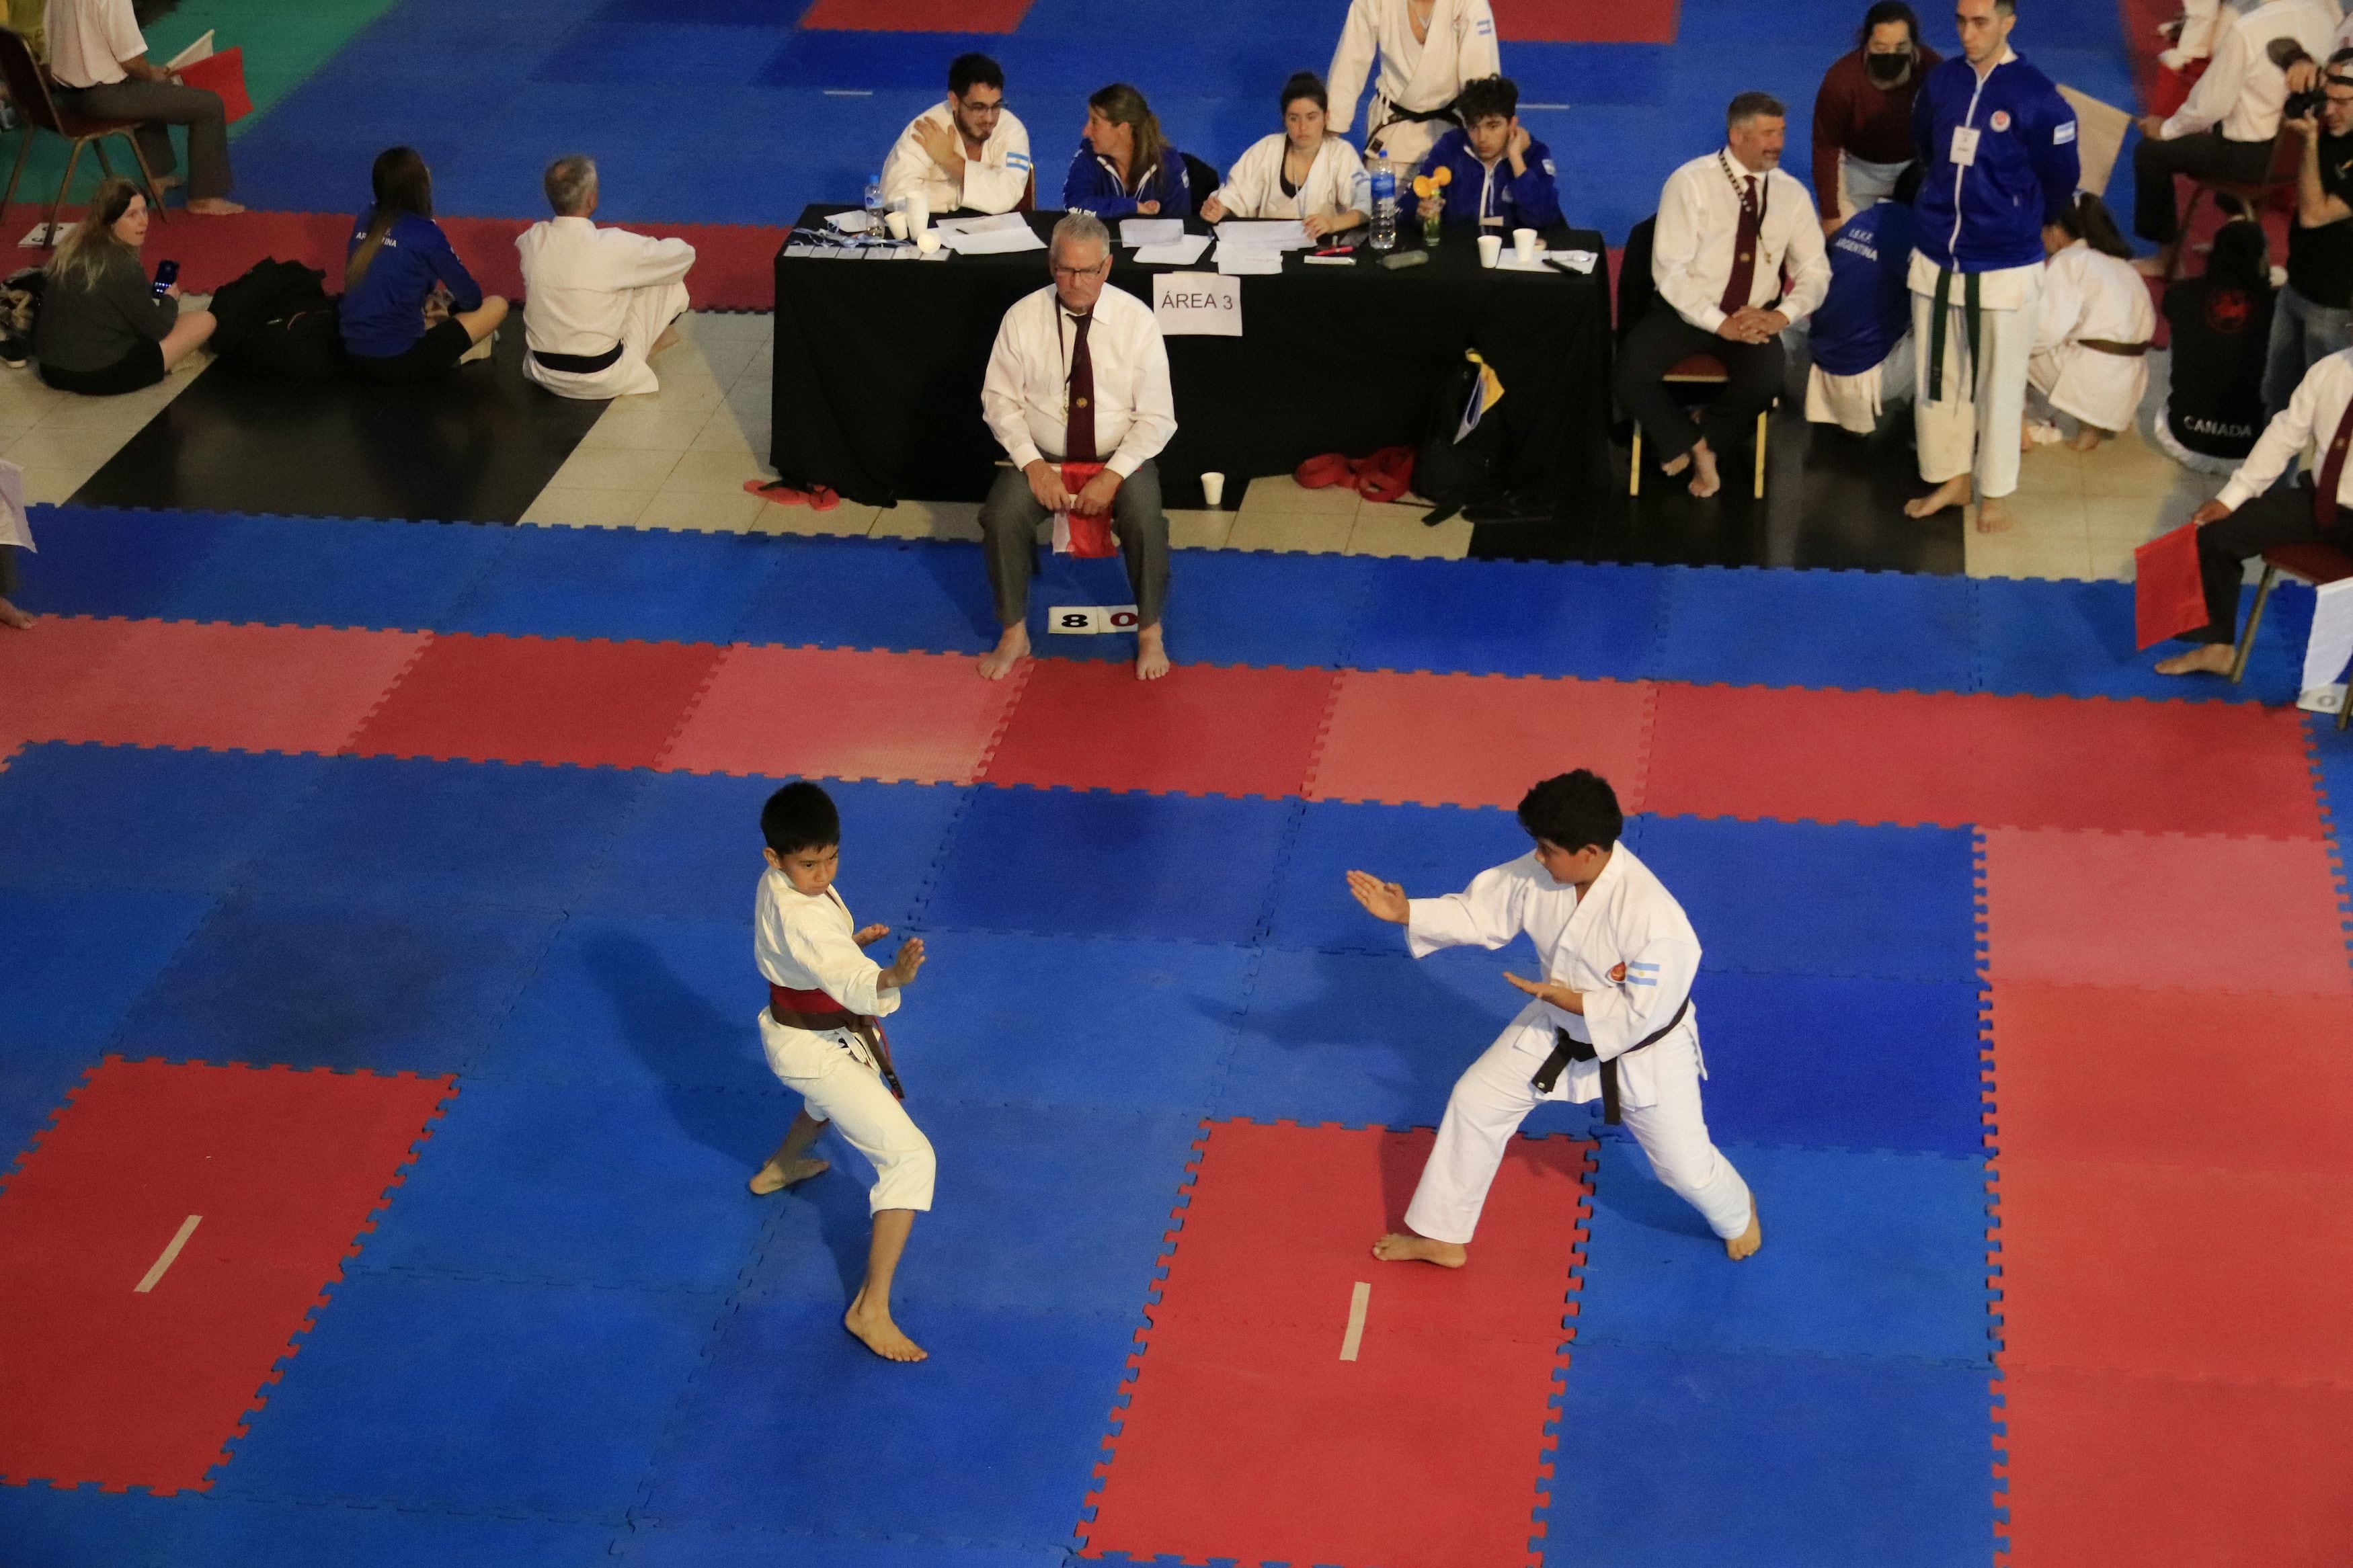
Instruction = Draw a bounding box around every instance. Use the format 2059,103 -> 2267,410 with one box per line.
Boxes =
530,341 -> 625,374
1381,97 -> 1460,124
1531,996 -> 1691,1124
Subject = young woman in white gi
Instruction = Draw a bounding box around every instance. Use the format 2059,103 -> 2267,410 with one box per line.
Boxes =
1326,0 -> 1503,175
748,783 -> 936,1363
1201,71 -> 1371,238
1347,770 -> 1761,1267
2025,193 -> 2155,451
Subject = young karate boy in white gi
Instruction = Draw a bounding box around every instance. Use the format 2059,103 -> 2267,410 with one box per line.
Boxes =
748,782 -> 936,1362
1346,769 -> 1762,1265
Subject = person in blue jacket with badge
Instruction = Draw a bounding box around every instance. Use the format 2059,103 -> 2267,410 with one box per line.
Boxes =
1062,83 -> 1192,221
1901,0 -> 2078,534
1399,75 -> 1562,231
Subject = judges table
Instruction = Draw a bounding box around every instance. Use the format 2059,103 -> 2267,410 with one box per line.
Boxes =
770,205 -> 1613,510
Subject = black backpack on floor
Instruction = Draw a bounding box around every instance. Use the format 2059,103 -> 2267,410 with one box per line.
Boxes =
1415,349 -> 1507,524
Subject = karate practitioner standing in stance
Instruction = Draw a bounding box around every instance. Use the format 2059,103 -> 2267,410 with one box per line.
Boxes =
1346,770 -> 1761,1265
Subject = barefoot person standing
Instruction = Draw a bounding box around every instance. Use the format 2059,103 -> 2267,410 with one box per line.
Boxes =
748,782 -> 937,1363
1346,770 -> 1761,1267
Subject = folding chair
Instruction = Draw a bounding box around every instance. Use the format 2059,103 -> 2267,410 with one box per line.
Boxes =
2229,540 -> 2353,729
1628,354 -> 1771,499
1617,216 -> 1771,499
2165,122 -> 2300,284
0,26 -> 167,245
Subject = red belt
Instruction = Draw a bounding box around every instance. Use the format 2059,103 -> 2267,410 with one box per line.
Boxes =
767,983 -> 905,1100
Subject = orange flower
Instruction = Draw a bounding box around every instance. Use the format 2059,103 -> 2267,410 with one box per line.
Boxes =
1431,165 -> 1453,188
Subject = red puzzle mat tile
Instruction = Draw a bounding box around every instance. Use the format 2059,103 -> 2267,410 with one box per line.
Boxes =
1971,695 -> 2323,838
0,1057 -> 452,1493
42,620 -> 427,755
1995,1156 -> 2353,1387
1492,0 -> 1678,42
1082,1122 -> 1591,1568
980,660 -> 1337,798
347,632 -> 723,769
1980,828 -> 2353,995
1309,671 -> 1652,811
2000,1366 -> 2353,1568
799,0 -> 1031,30
0,614 -> 147,747
659,645 -> 1021,782
1643,683 -> 1977,827
1989,983 -> 2353,1175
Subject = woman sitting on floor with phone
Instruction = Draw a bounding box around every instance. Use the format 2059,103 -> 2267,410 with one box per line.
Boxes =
34,177 -> 215,395
341,145 -> 509,379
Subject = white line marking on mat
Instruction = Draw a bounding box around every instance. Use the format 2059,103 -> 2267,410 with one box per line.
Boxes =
1339,1280 -> 1371,1360
823,89 -> 875,97
134,1214 -> 203,1294
1519,102 -> 1572,110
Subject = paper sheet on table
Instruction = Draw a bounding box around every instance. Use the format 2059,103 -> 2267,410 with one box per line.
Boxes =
933,212 -> 1026,235
1215,219 -> 1310,251
2304,577 -> 2353,693
826,210 -> 878,234
1133,234 -> 1212,265
1549,249 -> 1599,274
0,458 -> 26,550
2057,85 -> 2128,196
1121,218 -> 1184,247
940,224 -> 1047,255
1213,244 -> 1283,275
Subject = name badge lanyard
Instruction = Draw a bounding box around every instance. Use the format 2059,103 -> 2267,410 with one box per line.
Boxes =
1716,149 -> 1774,308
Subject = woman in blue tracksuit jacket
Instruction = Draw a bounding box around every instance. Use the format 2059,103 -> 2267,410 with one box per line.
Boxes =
1902,0 -> 2079,531
1062,82 -> 1191,221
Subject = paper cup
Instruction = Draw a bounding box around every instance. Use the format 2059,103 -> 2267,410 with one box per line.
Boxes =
1513,227 -> 1537,263
1477,233 -> 1502,268
1201,471 -> 1226,507
884,210 -> 909,241
916,230 -> 942,255
904,194 -> 929,235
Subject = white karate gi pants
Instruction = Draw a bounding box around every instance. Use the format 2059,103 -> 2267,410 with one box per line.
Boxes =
1912,269 -> 2042,501
1404,1029 -> 1753,1244
1836,152 -> 1912,223
758,1009 -> 935,1212
521,278 -> 692,401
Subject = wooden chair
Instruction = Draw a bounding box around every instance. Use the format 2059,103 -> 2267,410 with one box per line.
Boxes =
2165,123 -> 2301,284
0,26 -> 167,245
2229,540 -> 2353,728
1628,355 -> 1771,499
1617,216 -> 1772,500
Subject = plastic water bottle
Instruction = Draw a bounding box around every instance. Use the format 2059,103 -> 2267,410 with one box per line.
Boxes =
1369,155 -> 1397,252
864,173 -> 884,224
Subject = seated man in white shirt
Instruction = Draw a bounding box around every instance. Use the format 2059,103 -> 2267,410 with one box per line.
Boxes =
977,213 -> 1178,683
516,155 -> 696,400
881,52 -> 1034,218
44,0 -> 243,214
1616,92 -> 1831,497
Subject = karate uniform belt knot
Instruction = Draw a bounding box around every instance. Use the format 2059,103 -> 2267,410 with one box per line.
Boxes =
768,983 -> 906,1100
1532,995 -> 1691,1124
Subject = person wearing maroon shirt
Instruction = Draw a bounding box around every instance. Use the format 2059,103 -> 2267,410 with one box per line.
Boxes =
1810,1 -> 1940,231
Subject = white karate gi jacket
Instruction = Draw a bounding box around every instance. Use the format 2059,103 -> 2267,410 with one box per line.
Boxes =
754,872 -> 898,1069
516,216 -> 695,399
1327,0 -> 1501,160
2028,240 -> 2154,434
1408,845 -> 1703,1114
1209,132 -> 1371,222
881,101 -> 1034,216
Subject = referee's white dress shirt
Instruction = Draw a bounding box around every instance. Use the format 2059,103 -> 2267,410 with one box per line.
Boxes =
980,282 -> 1176,478
1652,149 -> 1832,334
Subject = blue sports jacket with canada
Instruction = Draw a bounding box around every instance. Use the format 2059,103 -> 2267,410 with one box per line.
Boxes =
1909,50 -> 2080,274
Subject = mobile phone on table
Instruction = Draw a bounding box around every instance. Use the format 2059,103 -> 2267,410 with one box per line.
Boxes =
151,259 -> 179,295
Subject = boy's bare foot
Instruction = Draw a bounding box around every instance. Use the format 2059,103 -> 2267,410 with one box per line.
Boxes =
1687,440 -> 1721,499
1904,475 -> 1972,518
1660,450 -> 1691,479
1135,622 -> 1170,681
1975,495 -> 2014,534
748,1155 -> 829,1195
1371,1231 -> 1467,1268
0,595 -> 32,630
1725,1197 -> 1763,1260
2155,643 -> 2233,676
185,198 -> 245,216
844,1288 -> 926,1362
978,622 -> 1029,680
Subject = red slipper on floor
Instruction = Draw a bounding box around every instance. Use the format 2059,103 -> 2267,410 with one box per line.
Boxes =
744,479 -> 842,511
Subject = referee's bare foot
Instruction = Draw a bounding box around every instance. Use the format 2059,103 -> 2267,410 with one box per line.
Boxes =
1135,622 -> 1170,681
1686,439 -> 1722,499
978,622 -> 1029,680
1725,1197 -> 1762,1261
184,198 -> 245,216
2155,644 -> 2233,677
1975,495 -> 2014,534
844,1290 -> 926,1362
0,595 -> 33,630
1904,475 -> 1972,519
748,1155 -> 828,1195
1373,1231 -> 1467,1268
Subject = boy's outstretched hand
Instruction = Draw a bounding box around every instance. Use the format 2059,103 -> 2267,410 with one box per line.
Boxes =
852,923 -> 891,947
883,936 -> 926,989
1346,870 -> 1409,925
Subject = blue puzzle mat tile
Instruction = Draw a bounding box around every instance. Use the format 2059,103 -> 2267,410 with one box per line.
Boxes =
643,1301 -> 1133,1541
245,755 -> 648,914
0,1483 -> 196,1568
1654,568 -> 1979,694
157,513 -> 511,632
114,893 -> 560,1075
619,1526 -> 1065,1568
1544,1343 -> 1995,1568
356,1076 -> 776,1292
731,538 -> 999,655
534,21 -> 776,84
1,1048 -> 106,1172
1213,944 -> 1528,1130
176,1498 -> 616,1568
1580,1141 -> 1991,1365
1344,559 -> 1668,679
17,505 -> 231,619
221,1271 -> 712,1520
0,886 -> 218,1057
923,787 -> 1295,944
1694,973 -> 1987,1157
0,743 -> 327,894
1268,799 -> 1527,953
443,524 -> 784,645
1975,575 -> 2299,703
1157,548 -> 1373,670
475,913 -> 770,1090
1630,816 -> 1981,982
746,1104 -> 1201,1315
890,931 -> 1250,1112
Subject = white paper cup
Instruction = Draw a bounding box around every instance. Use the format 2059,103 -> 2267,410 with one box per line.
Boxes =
1201,471 -> 1226,507
1513,226 -> 1537,263
884,210 -> 909,241
904,194 -> 929,235
916,230 -> 942,255
1477,233 -> 1503,268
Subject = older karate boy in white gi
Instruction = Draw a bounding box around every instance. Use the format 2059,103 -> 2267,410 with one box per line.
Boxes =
1347,770 -> 1761,1265
748,782 -> 936,1362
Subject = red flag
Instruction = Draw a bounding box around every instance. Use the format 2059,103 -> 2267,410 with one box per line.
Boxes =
2134,522 -> 2207,649
175,48 -> 251,124
1054,460 -> 1117,558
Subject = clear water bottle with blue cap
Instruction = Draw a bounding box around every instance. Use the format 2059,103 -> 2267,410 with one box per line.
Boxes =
1369,153 -> 1397,252
864,173 -> 884,223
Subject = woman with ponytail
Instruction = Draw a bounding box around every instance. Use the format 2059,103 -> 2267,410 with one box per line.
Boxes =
1062,83 -> 1191,221
340,147 -> 508,379
1201,72 -> 1368,237
2024,192 -> 2155,451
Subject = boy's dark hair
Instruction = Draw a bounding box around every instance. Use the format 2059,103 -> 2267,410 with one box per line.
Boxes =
762,781 -> 841,858
1517,770 -> 1623,854
1456,75 -> 1519,126
949,52 -> 1004,97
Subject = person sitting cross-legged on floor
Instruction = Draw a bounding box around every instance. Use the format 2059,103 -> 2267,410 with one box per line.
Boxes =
340,147 -> 508,381
34,178 -> 214,396
516,154 -> 695,400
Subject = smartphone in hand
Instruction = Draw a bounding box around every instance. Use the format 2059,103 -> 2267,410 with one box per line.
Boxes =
151,259 -> 179,296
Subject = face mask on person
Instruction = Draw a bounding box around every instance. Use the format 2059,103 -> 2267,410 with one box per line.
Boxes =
1865,48 -> 1913,84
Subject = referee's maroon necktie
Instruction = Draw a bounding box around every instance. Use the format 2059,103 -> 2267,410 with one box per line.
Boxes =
1716,175 -> 1761,318
2317,383 -> 2353,530
1066,311 -> 1099,464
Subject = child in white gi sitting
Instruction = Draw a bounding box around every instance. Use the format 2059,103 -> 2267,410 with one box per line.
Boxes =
1347,770 -> 1761,1266
748,782 -> 936,1363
